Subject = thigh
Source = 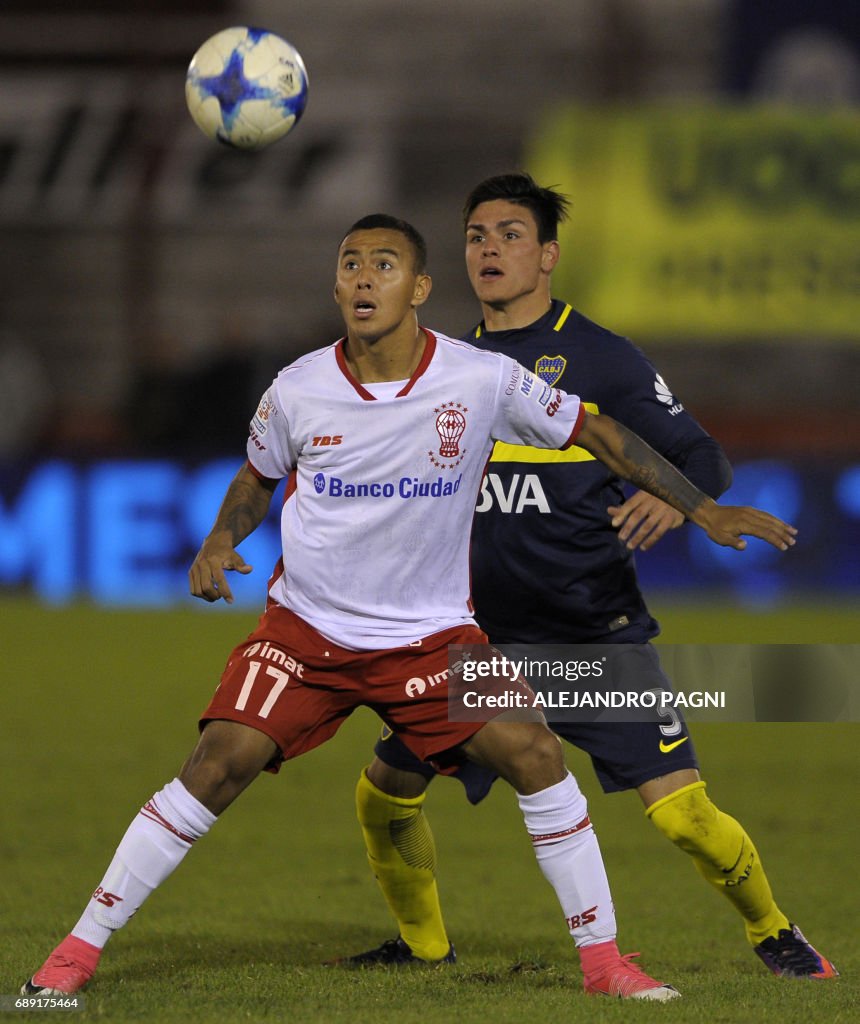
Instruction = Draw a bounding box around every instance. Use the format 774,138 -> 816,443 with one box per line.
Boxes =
366,623 -> 490,766
200,604 -> 359,771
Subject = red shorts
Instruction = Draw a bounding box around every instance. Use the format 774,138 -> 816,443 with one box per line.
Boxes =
200,604 -> 488,772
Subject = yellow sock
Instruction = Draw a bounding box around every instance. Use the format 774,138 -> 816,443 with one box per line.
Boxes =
647,781 -> 790,945
355,768 -> 450,960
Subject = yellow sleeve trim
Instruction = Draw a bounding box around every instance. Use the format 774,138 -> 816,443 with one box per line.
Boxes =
491,402 -> 598,463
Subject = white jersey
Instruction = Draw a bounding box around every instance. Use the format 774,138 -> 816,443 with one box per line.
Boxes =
247,328 -> 583,650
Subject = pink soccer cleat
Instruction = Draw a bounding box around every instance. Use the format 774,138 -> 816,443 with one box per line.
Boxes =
20,935 -> 101,996
583,950 -> 680,1000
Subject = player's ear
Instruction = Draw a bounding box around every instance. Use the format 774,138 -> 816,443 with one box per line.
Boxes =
333,281 -> 340,303
412,273 -> 432,308
541,241 -> 560,274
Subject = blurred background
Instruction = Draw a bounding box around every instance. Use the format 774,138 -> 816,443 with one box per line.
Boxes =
1,0 -> 858,612
4,10 -> 857,1009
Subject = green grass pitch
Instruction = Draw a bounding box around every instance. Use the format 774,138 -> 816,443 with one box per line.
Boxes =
1,597 -> 857,1022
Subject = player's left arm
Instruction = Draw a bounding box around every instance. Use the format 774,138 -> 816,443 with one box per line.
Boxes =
575,411 -> 796,552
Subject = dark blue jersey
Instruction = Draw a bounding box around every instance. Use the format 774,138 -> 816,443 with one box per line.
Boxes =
466,299 -> 732,644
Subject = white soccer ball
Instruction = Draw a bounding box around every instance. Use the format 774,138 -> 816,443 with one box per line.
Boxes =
185,26 -> 309,150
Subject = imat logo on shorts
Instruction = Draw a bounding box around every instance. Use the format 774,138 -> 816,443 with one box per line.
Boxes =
405,668 -> 450,697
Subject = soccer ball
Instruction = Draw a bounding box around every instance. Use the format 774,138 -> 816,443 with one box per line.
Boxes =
185,26 -> 309,150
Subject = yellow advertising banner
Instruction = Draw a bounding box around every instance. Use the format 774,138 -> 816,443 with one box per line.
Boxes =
527,106 -> 860,340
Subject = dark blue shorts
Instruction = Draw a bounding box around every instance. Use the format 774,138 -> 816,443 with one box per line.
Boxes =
373,642 -> 699,802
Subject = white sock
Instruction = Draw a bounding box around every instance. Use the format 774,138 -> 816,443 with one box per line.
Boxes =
518,772 -> 616,948
71,779 -> 216,949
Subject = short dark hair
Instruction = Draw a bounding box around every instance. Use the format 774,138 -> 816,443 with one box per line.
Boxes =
341,214 -> 428,274
462,173 -> 571,244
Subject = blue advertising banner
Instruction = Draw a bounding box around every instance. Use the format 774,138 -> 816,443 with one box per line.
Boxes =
1,456 -> 859,607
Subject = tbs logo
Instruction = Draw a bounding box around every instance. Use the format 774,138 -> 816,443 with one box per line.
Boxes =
314,473 -> 325,493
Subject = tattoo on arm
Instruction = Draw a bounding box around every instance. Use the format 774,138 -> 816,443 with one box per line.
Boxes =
211,469 -> 275,546
614,421 -> 709,519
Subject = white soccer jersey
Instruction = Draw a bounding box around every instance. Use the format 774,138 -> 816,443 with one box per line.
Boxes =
247,328 -> 584,650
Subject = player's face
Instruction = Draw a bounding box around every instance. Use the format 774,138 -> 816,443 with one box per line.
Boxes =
334,229 -> 430,344
464,200 -> 558,310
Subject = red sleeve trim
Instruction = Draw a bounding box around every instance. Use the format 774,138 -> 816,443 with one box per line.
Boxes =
282,468 -> 298,503
559,401 -> 586,451
246,459 -> 280,485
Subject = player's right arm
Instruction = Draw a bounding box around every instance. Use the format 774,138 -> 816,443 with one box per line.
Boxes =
575,412 -> 796,552
189,462 -> 279,604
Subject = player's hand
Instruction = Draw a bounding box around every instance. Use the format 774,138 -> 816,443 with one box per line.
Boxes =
608,491 -> 685,551
694,501 -> 798,551
189,532 -> 253,604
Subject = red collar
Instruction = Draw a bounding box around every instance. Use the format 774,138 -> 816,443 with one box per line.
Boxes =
335,328 -> 437,400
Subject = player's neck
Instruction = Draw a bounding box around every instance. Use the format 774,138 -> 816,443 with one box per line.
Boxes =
481,292 -> 553,333
343,323 -> 426,383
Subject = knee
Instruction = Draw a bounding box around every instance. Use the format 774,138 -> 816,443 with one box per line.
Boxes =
180,720 -> 273,812
525,726 -> 565,768
182,746 -> 232,794
364,757 -> 430,799
356,765 -> 427,832
647,780 -> 720,850
501,724 -> 565,793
